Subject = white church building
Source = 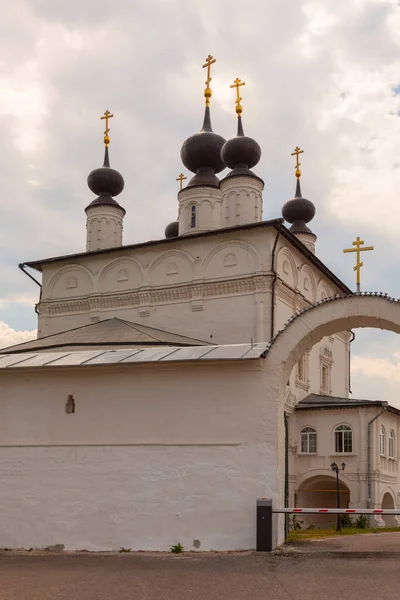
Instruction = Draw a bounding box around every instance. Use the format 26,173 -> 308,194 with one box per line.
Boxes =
1,58 -> 400,551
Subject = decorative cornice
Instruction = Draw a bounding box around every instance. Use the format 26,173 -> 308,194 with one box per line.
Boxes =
39,274 -> 273,317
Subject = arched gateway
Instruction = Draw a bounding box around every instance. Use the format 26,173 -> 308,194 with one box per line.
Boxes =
263,292 -> 400,547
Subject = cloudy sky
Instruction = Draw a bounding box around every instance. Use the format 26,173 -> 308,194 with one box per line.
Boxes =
1,0 -> 400,402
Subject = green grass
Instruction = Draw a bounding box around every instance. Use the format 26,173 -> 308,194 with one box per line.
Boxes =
287,527 -> 400,542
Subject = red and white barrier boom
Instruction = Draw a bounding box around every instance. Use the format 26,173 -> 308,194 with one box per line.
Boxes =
256,499 -> 400,552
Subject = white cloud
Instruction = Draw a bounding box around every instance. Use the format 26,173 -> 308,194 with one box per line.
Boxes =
0,321 -> 36,350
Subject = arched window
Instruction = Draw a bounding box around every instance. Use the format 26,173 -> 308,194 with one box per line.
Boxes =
300,426 -> 317,454
389,430 -> 395,459
320,345 -> 333,395
380,425 -> 386,456
190,205 -> 196,228
334,424 -> 353,453
297,354 -> 306,381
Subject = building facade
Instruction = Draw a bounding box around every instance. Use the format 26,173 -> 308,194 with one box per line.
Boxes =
1,59 -> 398,549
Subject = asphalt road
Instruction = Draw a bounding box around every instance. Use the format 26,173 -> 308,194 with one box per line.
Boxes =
1,534 -> 400,600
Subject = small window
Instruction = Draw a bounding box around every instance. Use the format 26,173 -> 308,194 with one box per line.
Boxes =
380,425 -> 386,456
320,345 -> 333,395
190,205 -> 196,228
389,430 -> 395,459
334,424 -> 353,453
297,355 -> 306,382
300,426 -> 317,454
321,365 -> 329,392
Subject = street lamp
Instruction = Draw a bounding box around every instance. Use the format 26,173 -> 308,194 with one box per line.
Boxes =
331,461 -> 346,532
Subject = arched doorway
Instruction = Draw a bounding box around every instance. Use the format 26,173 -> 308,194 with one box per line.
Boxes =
382,492 -> 396,527
297,475 -> 350,529
262,293 -> 400,547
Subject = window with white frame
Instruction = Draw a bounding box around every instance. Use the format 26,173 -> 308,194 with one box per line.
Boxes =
380,425 -> 386,456
190,204 -> 196,228
320,345 -> 333,395
300,426 -> 317,454
389,430 -> 395,459
334,424 -> 353,453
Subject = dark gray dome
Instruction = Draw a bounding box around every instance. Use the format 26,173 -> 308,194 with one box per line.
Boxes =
282,179 -> 315,233
165,220 -> 179,239
221,117 -> 261,170
85,147 -> 125,214
220,116 -> 262,184
87,166 -> 124,197
87,148 -> 124,197
181,131 -> 226,174
180,106 -> 226,187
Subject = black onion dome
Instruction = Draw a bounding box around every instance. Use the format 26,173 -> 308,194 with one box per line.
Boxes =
220,116 -> 263,182
180,106 -> 226,187
221,116 -> 261,169
86,148 -> 125,214
87,148 -> 124,196
165,220 -> 179,239
282,179 -> 315,234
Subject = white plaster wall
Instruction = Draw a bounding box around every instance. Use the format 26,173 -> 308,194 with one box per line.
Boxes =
178,187 -> 222,235
0,361 -> 275,551
37,227 -> 348,351
86,205 -> 124,251
220,177 -> 263,228
37,227 -> 275,341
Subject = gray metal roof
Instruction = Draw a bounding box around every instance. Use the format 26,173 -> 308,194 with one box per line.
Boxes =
0,318 -> 209,354
0,343 -> 269,370
296,394 -> 400,416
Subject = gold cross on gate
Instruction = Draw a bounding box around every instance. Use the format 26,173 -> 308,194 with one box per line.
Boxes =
101,109 -> 114,147
203,54 -> 216,106
343,236 -> 374,292
230,78 -> 246,116
176,173 -> 187,191
291,146 -> 304,179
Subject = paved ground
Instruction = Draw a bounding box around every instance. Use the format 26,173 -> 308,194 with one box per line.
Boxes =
1,534 -> 400,600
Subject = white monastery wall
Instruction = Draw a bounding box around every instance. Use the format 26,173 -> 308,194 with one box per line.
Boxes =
0,360 -> 275,551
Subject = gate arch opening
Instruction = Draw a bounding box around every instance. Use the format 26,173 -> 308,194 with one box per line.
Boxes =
297,475 -> 350,529
381,491 -> 396,527
263,293 -> 400,546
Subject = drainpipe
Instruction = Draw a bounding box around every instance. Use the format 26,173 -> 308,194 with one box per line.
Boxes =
284,411 -> 289,539
367,403 -> 388,510
270,221 -> 283,340
348,330 -> 355,395
19,263 -> 42,315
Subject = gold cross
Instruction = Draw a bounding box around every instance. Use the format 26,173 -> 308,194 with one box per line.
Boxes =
230,77 -> 246,116
101,109 -> 114,147
343,236 -> 374,292
291,146 -> 304,179
202,54 -> 216,106
176,173 -> 187,191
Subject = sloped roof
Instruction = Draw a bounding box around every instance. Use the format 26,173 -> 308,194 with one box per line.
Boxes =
0,343 -> 269,369
296,393 -> 400,417
0,318 -> 209,354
